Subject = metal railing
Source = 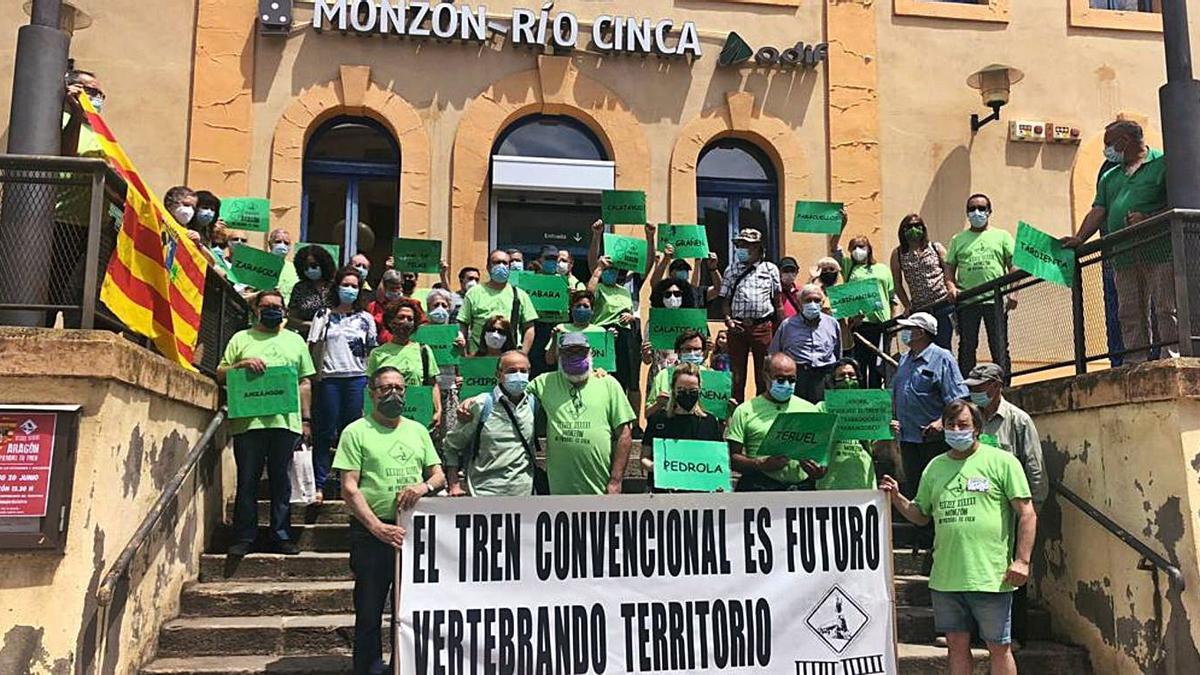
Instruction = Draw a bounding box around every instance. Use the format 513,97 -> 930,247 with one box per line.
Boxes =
883,208 -> 1200,379
0,154 -> 251,376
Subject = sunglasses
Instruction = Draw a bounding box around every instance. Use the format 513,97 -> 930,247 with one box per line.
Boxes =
773,376 -> 797,384
664,291 -> 683,298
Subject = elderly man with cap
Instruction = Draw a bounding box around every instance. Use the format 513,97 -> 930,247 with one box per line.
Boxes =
768,284 -> 842,403
720,228 -> 783,403
890,311 -> 968,548
527,332 -> 636,495
965,361 -> 1047,648
778,256 -> 805,318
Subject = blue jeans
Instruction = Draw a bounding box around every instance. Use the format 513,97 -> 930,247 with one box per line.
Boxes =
931,590 -> 1013,645
350,519 -> 395,675
232,429 -> 299,544
313,375 -> 367,490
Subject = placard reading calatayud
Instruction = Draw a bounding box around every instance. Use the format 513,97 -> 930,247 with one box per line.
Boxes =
397,491 -> 897,674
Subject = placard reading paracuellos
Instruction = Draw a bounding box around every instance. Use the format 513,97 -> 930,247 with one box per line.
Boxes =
397,492 -> 897,674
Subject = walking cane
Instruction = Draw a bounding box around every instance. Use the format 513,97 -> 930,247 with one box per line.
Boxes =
852,330 -> 900,369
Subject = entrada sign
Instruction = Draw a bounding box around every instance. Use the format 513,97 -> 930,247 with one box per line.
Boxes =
313,0 -> 703,58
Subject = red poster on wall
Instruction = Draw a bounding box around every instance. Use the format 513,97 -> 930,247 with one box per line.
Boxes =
0,413 -> 57,518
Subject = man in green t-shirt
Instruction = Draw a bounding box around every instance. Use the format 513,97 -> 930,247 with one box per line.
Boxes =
217,290 -> 316,557
458,249 -> 539,354
881,399 -> 1036,674
727,353 -> 828,491
333,366 -> 445,675
946,193 -> 1015,380
527,332 -> 636,495
1062,119 -> 1175,364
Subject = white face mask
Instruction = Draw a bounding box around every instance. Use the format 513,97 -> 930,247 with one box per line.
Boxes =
464,279 -> 478,291
557,261 -> 570,275
171,205 -> 195,226
851,247 -> 869,263
663,295 -> 683,309
484,331 -> 507,350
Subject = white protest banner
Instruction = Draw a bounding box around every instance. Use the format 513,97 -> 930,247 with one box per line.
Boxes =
397,491 -> 897,674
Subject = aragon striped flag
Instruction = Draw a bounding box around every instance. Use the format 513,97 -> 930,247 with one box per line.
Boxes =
78,94 -> 208,369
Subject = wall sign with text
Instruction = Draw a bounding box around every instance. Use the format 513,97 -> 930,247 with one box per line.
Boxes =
0,405 -> 81,552
718,31 -> 829,69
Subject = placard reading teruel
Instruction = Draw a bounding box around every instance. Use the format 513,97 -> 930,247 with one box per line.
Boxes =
397,491 -> 897,674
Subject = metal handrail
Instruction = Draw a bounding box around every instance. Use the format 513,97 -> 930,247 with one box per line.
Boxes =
96,408 -> 227,606
1053,482 -> 1185,591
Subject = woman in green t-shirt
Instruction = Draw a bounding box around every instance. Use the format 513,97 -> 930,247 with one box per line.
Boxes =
815,358 -> 879,491
841,235 -> 900,388
366,299 -> 441,429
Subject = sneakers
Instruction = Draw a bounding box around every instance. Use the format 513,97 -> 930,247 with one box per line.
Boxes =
271,540 -> 301,555
226,541 -> 252,558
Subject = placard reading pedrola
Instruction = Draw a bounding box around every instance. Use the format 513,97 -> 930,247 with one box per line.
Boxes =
398,492 -> 897,674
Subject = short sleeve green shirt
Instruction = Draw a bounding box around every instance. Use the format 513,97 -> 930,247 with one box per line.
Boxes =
844,263 -> 895,324
947,228 -> 1015,302
458,283 -> 539,353
544,323 -> 608,352
1094,149 -> 1169,266
725,395 -> 820,484
332,416 -> 440,521
913,443 -> 1032,592
814,401 -> 877,491
366,341 -> 438,384
593,283 -> 634,327
219,328 -> 316,436
527,371 -> 636,495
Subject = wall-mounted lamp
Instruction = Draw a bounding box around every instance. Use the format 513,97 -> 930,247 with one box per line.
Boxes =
967,64 -> 1024,133
22,1 -> 91,37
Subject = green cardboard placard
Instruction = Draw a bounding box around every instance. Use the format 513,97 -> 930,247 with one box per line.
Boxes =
657,224 -> 711,259
824,389 -> 893,441
230,245 -> 286,290
401,385 -> 436,426
653,439 -> 732,493
792,200 -> 844,235
647,308 -> 710,350
223,197 -> 271,233
828,278 -> 884,319
512,272 -> 570,323
413,324 -> 462,366
301,242 -> 341,264
603,233 -> 648,272
392,238 -> 442,274
561,330 -> 616,372
226,366 -> 299,419
758,412 -> 838,465
1014,221 -> 1074,288
699,369 -> 734,421
601,190 -> 646,225
459,357 -> 499,400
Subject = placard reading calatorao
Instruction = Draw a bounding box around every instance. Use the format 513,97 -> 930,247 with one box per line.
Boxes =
398,491 -> 897,674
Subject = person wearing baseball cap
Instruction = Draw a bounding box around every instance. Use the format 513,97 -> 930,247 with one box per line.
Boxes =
890,311 -> 968,549
778,256 -> 804,319
720,227 -> 783,403
963,361 -> 1046,647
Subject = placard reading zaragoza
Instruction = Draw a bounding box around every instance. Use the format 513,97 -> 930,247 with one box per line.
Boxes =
398,491 -> 897,674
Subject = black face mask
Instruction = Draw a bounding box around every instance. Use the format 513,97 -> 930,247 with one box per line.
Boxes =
820,271 -> 839,286
377,392 -> 406,419
401,280 -> 417,294
675,390 -> 700,411
259,307 -> 284,328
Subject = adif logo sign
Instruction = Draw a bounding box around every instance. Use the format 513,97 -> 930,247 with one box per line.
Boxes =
719,31 -> 829,69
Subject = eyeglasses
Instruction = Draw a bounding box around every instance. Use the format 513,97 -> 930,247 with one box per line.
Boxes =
373,384 -> 404,394
230,237 -> 248,245
967,207 -> 989,214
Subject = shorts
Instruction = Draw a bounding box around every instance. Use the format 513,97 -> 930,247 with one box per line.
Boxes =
930,590 -> 1012,645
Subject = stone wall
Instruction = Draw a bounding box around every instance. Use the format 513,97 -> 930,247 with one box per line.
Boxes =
0,329 -> 230,675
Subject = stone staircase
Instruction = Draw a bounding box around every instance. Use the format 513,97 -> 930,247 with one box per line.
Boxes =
140,496 -> 1093,674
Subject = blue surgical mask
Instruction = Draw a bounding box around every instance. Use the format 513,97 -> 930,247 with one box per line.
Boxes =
571,306 -> 593,324
305,266 -> 323,281
967,210 -> 989,229
769,379 -> 795,402
502,372 -> 530,396
899,329 -> 913,346
801,302 -> 822,320
673,270 -> 690,281
969,391 -> 993,408
194,208 -> 216,228
428,306 -> 450,324
1103,144 -> 1125,164
337,286 -> 359,305
542,259 -> 558,274
510,261 -> 524,272
271,243 -> 290,257
735,247 -> 750,263
945,429 -> 976,452
354,265 -> 369,278
679,350 -> 705,365
490,264 -> 510,283
259,307 -> 284,328
89,95 -> 105,112
601,269 -> 618,285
